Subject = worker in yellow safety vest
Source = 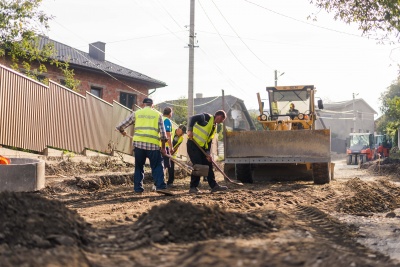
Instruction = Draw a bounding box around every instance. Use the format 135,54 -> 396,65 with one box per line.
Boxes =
116,97 -> 171,195
166,124 -> 187,187
186,110 -> 227,194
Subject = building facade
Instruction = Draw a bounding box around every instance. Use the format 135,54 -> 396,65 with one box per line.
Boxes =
0,37 -> 167,108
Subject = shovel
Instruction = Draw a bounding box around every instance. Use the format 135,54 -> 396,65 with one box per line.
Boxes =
165,154 -> 209,176
190,138 -> 244,186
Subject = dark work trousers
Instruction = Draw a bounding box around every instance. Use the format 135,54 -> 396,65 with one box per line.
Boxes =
187,139 -> 217,189
167,160 -> 175,185
133,147 -> 166,192
162,147 -> 171,169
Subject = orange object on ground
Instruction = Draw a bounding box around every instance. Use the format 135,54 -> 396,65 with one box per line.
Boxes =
0,155 -> 11,165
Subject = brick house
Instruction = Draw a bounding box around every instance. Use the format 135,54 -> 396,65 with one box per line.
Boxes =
0,36 -> 167,108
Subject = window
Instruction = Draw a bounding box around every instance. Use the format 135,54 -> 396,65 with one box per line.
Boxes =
90,86 -> 103,98
120,92 -> 137,109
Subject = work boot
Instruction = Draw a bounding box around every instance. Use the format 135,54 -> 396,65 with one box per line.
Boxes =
211,184 -> 228,193
189,187 -> 202,194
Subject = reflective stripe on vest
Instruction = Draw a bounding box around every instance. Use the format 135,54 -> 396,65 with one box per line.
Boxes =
193,116 -> 215,149
133,108 -> 160,146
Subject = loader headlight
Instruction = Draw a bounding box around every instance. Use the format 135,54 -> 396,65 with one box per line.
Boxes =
260,114 -> 268,121
298,113 -> 304,120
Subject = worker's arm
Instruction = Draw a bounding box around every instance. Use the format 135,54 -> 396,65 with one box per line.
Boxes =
158,115 -> 167,155
115,112 -> 135,135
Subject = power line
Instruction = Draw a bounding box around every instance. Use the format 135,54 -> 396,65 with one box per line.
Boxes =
243,0 -> 373,39
198,0 -> 263,81
210,0 -> 274,71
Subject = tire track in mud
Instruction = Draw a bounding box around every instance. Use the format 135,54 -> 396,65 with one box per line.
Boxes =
294,204 -> 394,263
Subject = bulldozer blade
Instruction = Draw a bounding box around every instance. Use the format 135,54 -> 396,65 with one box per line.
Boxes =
224,129 -> 331,164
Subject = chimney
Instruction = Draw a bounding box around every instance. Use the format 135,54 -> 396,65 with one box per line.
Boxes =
89,41 -> 105,61
196,93 -> 203,98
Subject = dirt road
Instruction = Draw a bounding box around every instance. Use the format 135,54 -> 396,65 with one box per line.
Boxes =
1,156 -> 400,266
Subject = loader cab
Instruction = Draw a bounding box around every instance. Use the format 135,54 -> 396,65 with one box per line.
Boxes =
267,85 -> 315,119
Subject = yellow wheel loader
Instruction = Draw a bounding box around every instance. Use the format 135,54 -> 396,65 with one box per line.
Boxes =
223,85 -> 332,184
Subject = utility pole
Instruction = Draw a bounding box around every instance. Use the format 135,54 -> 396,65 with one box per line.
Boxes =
187,0 -> 195,125
274,70 -> 285,86
352,93 -> 358,132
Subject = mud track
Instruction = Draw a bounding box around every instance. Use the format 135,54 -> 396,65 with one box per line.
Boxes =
1,156 -> 400,266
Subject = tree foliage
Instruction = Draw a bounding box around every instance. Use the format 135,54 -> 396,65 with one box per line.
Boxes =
155,97 -> 188,126
248,110 -> 264,131
310,0 -> 400,42
0,0 -> 80,90
378,76 -> 400,143
168,98 -> 189,126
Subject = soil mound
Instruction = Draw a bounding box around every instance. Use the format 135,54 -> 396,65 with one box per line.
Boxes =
364,158 -> 400,178
46,158 -> 133,176
0,192 -> 89,248
337,178 -> 398,214
131,200 -> 276,244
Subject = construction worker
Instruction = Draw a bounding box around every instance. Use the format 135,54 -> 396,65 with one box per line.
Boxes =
116,97 -> 170,195
186,110 -> 228,194
162,106 -> 173,173
287,103 -> 299,119
166,124 -> 187,187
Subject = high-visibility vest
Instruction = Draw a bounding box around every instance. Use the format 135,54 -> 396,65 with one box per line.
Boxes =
133,107 -> 160,146
171,131 -> 184,156
193,115 -> 215,149
161,116 -> 173,148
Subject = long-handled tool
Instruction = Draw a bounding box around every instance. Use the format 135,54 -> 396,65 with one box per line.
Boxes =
165,154 -> 209,176
118,130 -> 209,177
190,138 -> 244,186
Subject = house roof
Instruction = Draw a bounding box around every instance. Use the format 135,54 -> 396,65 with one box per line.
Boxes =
39,36 -> 167,88
323,98 -> 377,114
156,95 -> 256,130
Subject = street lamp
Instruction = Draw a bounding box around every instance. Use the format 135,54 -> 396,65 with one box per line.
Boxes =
274,70 -> 285,86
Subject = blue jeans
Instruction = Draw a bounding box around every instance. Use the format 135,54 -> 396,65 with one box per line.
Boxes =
133,147 -> 166,192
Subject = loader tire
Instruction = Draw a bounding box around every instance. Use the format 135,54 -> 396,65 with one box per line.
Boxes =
223,163 -> 235,179
312,163 -> 331,184
346,155 -> 352,165
236,164 -> 253,183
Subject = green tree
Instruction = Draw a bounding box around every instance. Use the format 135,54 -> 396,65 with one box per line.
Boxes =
169,97 -> 188,126
0,0 -> 80,90
378,76 -> 400,145
248,110 -> 264,131
310,0 -> 400,42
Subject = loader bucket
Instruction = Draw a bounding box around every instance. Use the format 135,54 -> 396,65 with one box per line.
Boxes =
224,129 -> 331,184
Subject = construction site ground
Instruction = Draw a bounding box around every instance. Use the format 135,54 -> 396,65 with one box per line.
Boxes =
1,152 -> 400,267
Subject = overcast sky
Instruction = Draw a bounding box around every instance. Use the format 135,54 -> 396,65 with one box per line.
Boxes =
40,0 -> 400,117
